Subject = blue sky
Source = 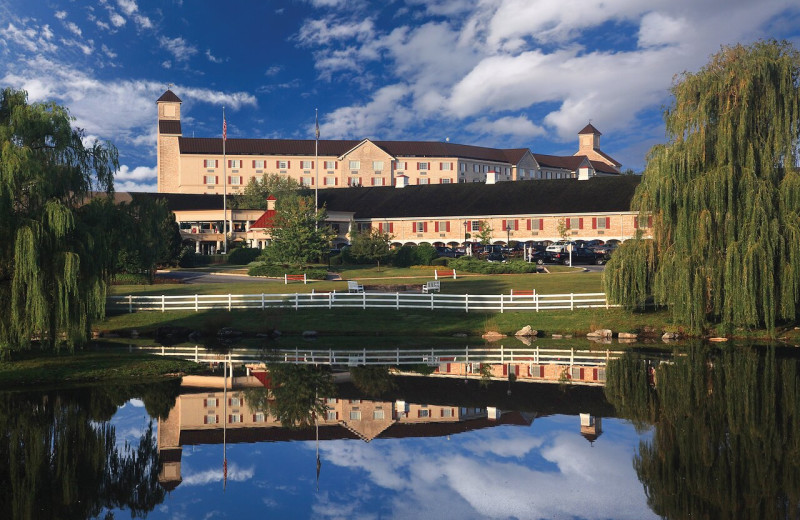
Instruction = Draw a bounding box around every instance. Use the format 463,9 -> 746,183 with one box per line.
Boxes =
2,0 -> 799,191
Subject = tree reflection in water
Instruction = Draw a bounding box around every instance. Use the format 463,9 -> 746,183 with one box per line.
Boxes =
606,344 -> 800,519
0,381 -> 181,519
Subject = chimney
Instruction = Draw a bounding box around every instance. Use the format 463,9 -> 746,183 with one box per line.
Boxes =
486,171 -> 497,184
267,195 -> 277,210
395,175 -> 408,188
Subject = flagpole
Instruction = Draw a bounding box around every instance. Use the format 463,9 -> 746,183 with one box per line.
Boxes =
222,107 -> 228,254
314,108 -> 319,216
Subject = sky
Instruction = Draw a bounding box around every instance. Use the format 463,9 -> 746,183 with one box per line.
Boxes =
2,0 -> 799,192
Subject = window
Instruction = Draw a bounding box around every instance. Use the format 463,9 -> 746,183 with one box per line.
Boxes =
204,398 -> 217,407
418,178 -> 429,185
228,159 -> 241,169
418,409 -> 430,418
300,177 -> 313,186
253,159 -> 265,170
418,162 -> 429,171
437,221 -> 449,232
349,177 -> 362,187
441,178 -> 451,184
473,164 -> 479,173
373,409 -> 385,420
324,177 -> 337,186
441,162 -> 452,171
441,408 -> 453,418
326,398 -> 337,405
229,414 -> 241,424
327,410 -> 338,421
254,412 -> 265,422
230,397 -> 241,407
349,160 -> 360,170
594,217 -> 610,229
206,413 -> 218,424
372,177 -> 385,186
324,160 -> 336,169
204,159 -> 216,169
301,160 -> 313,169
230,176 -> 242,185
483,165 -> 489,173
278,160 -> 288,169
567,217 -> 583,230
471,221 -> 481,232
350,399 -> 361,404
373,161 -> 383,171
349,410 -> 362,421
394,160 -> 406,170
460,163 -> 466,172
204,175 -> 216,185
415,222 -> 426,233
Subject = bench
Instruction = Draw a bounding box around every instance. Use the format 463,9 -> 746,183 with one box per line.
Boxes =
510,289 -> 536,298
347,280 -> 364,293
284,273 -> 307,284
434,269 -> 457,280
422,280 -> 441,293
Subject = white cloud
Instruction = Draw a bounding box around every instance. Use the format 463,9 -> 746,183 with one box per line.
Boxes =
159,36 -> 197,61
64,21 -> 82,37
102,44 -> 117,59
161,60 -> 171,69
466,116 -> 546,139
55,11 -> 67,20
117,0 -> 139,16
133,14 -> 153,30
264,65 -> 282,76
182,464 -> 254,486
110,12 -> 126,27
1,22 -> 58,53
205,49 -> 223,63
116,164 -> 156,182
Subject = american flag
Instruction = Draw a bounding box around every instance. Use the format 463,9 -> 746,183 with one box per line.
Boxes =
315,110 -> 320,140
223,117 -> 227,141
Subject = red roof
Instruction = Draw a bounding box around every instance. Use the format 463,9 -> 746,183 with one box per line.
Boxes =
251,209 -> 277,229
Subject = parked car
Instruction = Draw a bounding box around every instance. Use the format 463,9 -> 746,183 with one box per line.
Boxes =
549,247 -> 608,265
545,241 -> 576,254
435,246 -> 463,258
486,252 -> 507,262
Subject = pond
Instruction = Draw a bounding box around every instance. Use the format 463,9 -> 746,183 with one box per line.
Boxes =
1,345 -> 798,519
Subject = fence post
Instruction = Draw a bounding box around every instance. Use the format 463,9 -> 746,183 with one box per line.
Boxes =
396,292 -> 400,311
606,294 -> 609,310
452,269 -> 457,280
363,291 -> 366,310
396,348 -> 400,365
161,295 -> 165,313
571,293 -> 574,311
501,344 -> 504,363
228,294 -> 232,311
435,270 -> 439,280
500,294 -> 504,314
430,292 -> 434,310
465,293 -> 469,313
535,290 -> 539,312
195,294 -> 199,312
295,293 -> 299,311
128,295 -> 133,313
194,345 -> 198,363
329,292 -> 333,309
261,293 -> 265,310
304,273 -> 307,284
285,274 -> 287,284
161,346 -> 165,355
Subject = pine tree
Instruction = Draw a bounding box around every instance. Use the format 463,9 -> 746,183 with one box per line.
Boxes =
0,88 -> 118,352
604,40 -> 800,333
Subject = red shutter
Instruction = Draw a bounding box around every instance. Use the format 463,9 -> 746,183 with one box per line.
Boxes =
566,218 -> 571,229
446,222 -> 450,232
311,177 -> 314,185
579,218 -> 584,229
287,161 -> 291,168
389,223 -> 394,233
335,178 -> 338,185
606,217 -> 611,228
514,220 -> 519,231
412,222 -> 416,232
503,364 -> 508,376
423,222 -> 428,232
592,218 -> 597,229
446,363 -> 451,372
450,162 -> 453,170
240,414 -> 243,422
215,160 -> 219,168
204,415 -> 208,424
417,163 -> 420,170
634,218 -> 639,229
215,176 -> 219,184
502,219 -> 506,230
311,161 -> 314,168
227,176 -> 231,184
479,222 -> 483,231
648,216 -> 653,228
335,161 -> 338,168
526,219 -> 532,231
439,162 -> 442,170
539,219 -> 544,231
276,161 -> 280,168
252,160 -> 255,168
435,222 -> 439,232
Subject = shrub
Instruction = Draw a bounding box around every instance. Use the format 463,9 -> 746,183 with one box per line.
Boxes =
227,247 -> 262,265
179,253 -> 227,268
247,263 -> 327,280
111,273 -> 151,285
392,245 -> 415,267
431,257 -> 450,267
414,244 -> 438,265
329,254 -> 343,266
449,258 -> 538,274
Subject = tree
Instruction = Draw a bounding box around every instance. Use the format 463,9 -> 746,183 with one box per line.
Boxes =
349,228 -> 391,270
232,173 -> 299,210
260,195 -> 334,265
604,40 -> 800,333
0,88 -> 118,352
475,220 -> 493,246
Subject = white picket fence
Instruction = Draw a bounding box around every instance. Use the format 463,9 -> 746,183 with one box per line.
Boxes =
130,344 -> 623,367
109,291 -> 616,313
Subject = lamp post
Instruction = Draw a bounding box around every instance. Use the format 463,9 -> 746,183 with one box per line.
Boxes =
506,223 -> 511,247
464,221 -> 469,256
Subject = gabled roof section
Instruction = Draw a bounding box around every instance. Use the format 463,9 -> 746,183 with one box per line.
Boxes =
159,120 -> 182,135
502,148 -> 532,165
315,175 -> 640,219
592,148 -> 622,167
337,138 -> 395,160
590,159 -> 620,174
578,123 -> 601,135
251,209 -> 277,229
533,153 -> 588,171
157,90 -> 182,103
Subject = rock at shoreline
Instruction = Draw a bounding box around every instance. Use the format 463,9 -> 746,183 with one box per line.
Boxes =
586,329 -> 612,338
618,332 -> 638,340
482,331 -> 506,341
514,326 -> 537,337
662,332 -> 679,341
302,330 -> 318,338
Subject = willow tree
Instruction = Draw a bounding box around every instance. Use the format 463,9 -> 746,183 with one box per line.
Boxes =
604,40 -> 800,333
0,88 -> 117,352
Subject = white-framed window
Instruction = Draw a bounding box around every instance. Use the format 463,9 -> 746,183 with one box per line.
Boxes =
438,221 -> 448,231
418,178 -> 429,185
278,160 -> 288,169
441,162 -> 452,171
301,177 -> 313,186
471,221 -> 481,232
460,163 -> 466,172
204,159 -> 216,169
372,161 -> 383,171
415,222 -> 425,233
349,410 -> 361,421
418,409 -> 430,418
567,217 -> 582,230
254,412 -> 265,422
206,413 -> 218,424
394,160 -> 406,170
473,164 -> 479,172
349,177 -> 362,187
301,160 -> 312,169
324,160 -> 336,169
229,414 -> 241,424
230,397 -> 241,407
324,177 -> 337,186
326,398 -> 337,404
228,159 -> 241,169
254,159 -> 265,170
326,410 -> 337,421
441,178 -> 451,184
596,217 -> 609,229
230,176 -> 242,185
204,398 -> 217,407
349,160 -> 360,170
372,177 -> 385,186
373,409 -> 385,420
204,175 -> 216,185
418,162 -> 429,171
483,165 -> 489,173
442,408 -> 453,418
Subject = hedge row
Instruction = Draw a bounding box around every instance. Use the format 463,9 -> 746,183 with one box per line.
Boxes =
448,258 -> 539,274
247,262 -> 328,280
